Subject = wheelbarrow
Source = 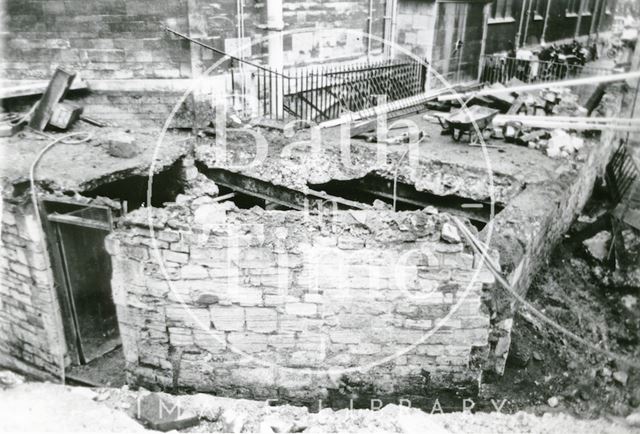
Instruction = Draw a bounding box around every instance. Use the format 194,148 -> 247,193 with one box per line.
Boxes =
436,105 -> 500,143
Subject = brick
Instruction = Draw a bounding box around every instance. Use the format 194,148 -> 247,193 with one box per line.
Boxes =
163,250 -> 189,264
284,303 -> 317,316
209,305 -> 245,331
227,332 -> 268,353
168,327 -> 193,346
193,329 -> 226,352
350,343 -> 381,355
9,262 -> 30,277
337,236 -> 365,250
180,264 -> 208,280
245,308 -> 277,333
330,330 -> 361,344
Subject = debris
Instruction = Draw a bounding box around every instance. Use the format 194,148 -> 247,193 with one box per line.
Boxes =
0,113 -> 25,137
260,414 -> 294,433
613,371 -> 629,385
532,351 -> 544,361
546,129 -> 585,159
220,409 -> 247,433
94,391 -> 110,402
69,387 -> 98,400
104,131 -> 141,158
193,203 -> 229,226
28,67 -> 76,131
49,102 -> 83,130
80,114 -> 106,127
577,214 -> 597,224
621,295 -> 637,310
507,339 -> 531,367
137,392 -> 199,432
627,410 -> 640,427
582,231 -> 612,261
547,396 -> 559,407
441,222 -> 461,244
0,370 -> 24,389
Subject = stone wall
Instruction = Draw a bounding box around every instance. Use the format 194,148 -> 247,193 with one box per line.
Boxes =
106,202 -> 496,406
0,192 -> 64,380
2,0 -> 191,80
482,85 -> 626,374
395,0 -> 436,59
2,0 -> 386,80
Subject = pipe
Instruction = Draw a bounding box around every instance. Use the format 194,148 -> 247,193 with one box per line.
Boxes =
366,0 -> 374,59
541,0 -> 553,44
515,0 -> 529,48
266,0 -> 284,71
266,0 -> 284,118
588,0 -> 602,44
29,131 -> 93,384
595,0 -> 608,41
575,0 -> 585,38
523,0 -> 535,47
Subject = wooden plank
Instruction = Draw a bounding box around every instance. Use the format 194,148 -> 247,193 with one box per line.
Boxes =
47,214 -> 111,231
29,68 -> 76,131
0,79 -> 86,100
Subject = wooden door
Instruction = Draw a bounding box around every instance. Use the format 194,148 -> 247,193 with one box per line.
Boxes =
45,200 -> 120,364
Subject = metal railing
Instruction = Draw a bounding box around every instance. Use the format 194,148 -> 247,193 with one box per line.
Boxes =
479,54 -> 613,85
256,57 -> 428,122
607,140 -> 640,205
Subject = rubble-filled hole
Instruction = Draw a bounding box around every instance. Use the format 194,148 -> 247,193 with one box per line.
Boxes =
82,160 -> 184,211
309,174 -> 500,229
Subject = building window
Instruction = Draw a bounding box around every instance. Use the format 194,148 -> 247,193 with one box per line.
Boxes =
533,0 -> 546,20
582,0 -> 594,14
491,0 -> 514,20
566,0 -> 579,15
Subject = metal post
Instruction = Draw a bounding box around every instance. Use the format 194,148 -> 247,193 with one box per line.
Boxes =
541,0 -> 553,44
516,0 -> 529,48
588,0 -> 603,45
575,0 -> 585,39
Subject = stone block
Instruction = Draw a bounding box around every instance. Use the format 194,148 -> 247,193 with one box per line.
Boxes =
284,303 -> 317,316
193,329 -> 226,352
180,264 -> 208,280
163,250 -> 189,264
104,131 -> 141,158
209,305 -> 245,331
329,330 -> 361,344
168,327 -> 193,346
245,308 -> 277,333
136,393 -> 199,432
337,236 -> 365,250
227,332 -> 268,353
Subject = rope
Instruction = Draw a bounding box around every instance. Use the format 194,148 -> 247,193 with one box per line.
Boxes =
29,131 -> 95,384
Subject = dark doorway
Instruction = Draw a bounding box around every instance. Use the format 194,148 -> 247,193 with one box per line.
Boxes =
43,198 -> 120,365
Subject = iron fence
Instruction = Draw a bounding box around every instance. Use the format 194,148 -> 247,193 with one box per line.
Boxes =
256,57 -> 428,122
607,140 -> 640,205
479,55 -> 613,85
